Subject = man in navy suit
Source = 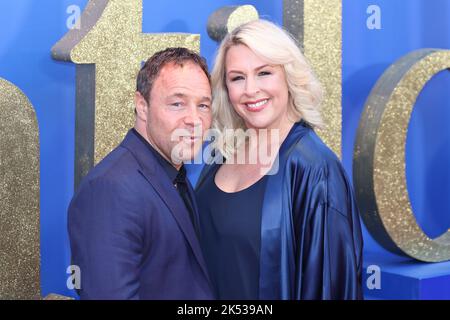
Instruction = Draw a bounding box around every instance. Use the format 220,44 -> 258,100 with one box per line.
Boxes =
68,47 -> 214,299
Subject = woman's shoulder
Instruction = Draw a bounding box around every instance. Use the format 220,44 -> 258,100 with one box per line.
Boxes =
286,123 -> 356,216
286,122 -> 341,171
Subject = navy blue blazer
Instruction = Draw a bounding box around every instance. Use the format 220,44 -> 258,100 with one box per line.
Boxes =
68,130 -> 214,299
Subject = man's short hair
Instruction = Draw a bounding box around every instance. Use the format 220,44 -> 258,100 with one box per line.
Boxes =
136,47 -> 210,104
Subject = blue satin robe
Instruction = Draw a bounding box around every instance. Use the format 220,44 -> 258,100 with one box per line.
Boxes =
258,121 -> 363,299
198,121 -> 363,300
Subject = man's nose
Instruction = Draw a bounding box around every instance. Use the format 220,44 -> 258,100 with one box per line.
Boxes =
184,105 -> 202,127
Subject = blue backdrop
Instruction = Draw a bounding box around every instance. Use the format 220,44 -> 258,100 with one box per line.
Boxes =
0,0 -> 449,298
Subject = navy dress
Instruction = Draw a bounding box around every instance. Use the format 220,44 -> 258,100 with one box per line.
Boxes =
197,165 -> 268,299
196,121 -> 363,300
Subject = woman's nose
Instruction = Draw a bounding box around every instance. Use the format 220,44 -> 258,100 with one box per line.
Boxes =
244,77 -> 260,96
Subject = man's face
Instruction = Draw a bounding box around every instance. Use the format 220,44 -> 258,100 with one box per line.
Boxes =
138,61 -> 212,167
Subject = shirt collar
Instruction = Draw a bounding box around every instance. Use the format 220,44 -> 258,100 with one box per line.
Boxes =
131,128 -> 180,183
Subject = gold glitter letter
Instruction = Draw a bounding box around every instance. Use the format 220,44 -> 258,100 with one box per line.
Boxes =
52,0 -> 200,187
0,78 -> 40,298
207,5 -> 259,42
354,49 -> 450,262
283,0 -> 342,156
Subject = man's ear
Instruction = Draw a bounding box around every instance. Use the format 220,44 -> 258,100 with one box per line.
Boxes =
134,91 -> 148,122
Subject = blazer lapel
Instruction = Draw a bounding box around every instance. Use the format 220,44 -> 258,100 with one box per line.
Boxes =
120,130 -> 212,285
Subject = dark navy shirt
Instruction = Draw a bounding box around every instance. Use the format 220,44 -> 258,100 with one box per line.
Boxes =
196,164 -> 268,299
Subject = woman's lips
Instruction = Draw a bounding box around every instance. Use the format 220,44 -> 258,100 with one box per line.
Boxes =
244,99 -> 269,112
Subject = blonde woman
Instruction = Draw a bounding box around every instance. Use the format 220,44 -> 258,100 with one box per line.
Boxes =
196,19 -> 363,300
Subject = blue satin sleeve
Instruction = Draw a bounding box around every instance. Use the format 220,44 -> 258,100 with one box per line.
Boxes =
258,122 -> 363,300
291,149 -> 364,299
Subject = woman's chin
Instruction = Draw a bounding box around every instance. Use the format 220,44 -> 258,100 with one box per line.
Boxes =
244,120 -> 272,130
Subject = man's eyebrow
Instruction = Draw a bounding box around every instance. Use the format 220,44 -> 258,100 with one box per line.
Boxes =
199,96 -> 212,102
168,93 -> 211,102
168,93 -> 187,99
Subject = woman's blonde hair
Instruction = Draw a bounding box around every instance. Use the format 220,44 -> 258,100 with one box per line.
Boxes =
211,19 -> 324,158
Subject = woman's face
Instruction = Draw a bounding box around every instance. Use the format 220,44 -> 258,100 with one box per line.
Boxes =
225,44 -> 291,132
